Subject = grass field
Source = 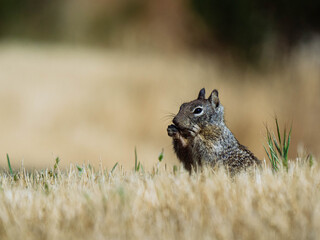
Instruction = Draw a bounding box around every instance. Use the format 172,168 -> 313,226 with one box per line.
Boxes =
0,41 -> 319,239
0,157 -> 319,240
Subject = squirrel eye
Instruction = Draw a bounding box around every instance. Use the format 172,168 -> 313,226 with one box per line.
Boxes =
193,108 -> 202,114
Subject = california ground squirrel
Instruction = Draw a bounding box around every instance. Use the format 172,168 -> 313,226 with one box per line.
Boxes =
167,88 -> 260,174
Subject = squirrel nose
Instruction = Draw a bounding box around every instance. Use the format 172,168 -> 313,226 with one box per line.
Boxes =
173,117 -> 178,126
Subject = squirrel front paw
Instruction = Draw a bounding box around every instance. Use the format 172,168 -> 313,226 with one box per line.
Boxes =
167,124 -> 179,137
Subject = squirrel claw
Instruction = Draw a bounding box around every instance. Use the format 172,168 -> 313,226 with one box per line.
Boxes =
167,124 -> 179,137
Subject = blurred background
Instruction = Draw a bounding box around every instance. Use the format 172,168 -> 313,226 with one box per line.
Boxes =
0,0 -> 319,169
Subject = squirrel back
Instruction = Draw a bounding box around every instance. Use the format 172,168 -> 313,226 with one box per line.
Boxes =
167,88 -> 260,174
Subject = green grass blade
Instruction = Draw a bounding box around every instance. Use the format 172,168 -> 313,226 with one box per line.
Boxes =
54,157 -> 60,170
76,165 -> 83,173
272,133 -> 282,156
307,154 -> 313,167
267,139 -> 280,167
7,154 -> 13,176
137,162 -> 140,172
264,145 -> 277,171
158,149 -> 164,162
266,135 -> 276,156
173,165 -> 178,174
134,147 -> 138,172
265,118 -> 292,172
284,126 -> 292,160
111,162 -> 118,174
266,127 -> 272,141
263,145 -> 271,162
265,132 -> 279,171
267,128 -> 279,168
275,117 -> 281,146
282,127 -> 287,157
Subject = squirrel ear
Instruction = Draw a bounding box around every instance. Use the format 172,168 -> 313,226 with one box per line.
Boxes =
197,88 -> 206,100
208,89 -> 219,107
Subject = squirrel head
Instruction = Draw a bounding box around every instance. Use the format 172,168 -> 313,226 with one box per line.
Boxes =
172,88 -> 224,137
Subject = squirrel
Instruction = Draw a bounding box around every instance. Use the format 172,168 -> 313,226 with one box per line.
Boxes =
167,88 -> 261,175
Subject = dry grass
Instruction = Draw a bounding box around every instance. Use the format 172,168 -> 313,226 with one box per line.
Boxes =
0,158 -> 319,240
